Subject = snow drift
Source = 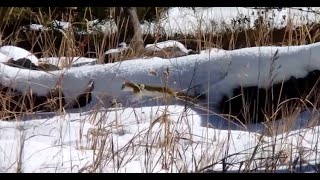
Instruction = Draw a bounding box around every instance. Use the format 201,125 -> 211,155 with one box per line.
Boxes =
1,41 -> 320,172
1,42 -> 320,110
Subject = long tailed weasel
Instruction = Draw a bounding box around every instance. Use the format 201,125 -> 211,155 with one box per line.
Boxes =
121,81 -> 206,102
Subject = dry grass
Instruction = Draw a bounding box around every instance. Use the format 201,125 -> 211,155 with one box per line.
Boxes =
0,7 -> 320,173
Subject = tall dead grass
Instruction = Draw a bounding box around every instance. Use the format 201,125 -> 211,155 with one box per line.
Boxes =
0,7 -> 320,173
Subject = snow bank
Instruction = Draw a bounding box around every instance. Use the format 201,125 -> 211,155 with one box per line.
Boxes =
2,42 -> 320,108
0,46 -> 39,65
28,8 -> 320,35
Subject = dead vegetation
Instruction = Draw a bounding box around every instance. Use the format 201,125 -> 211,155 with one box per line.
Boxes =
0,76 -> 94,121
0,7 -> 320,173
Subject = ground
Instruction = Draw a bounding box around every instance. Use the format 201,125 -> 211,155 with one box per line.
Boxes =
0,7 -> 320,173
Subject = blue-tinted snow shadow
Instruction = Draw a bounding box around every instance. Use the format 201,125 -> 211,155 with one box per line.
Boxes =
15,101 -> 98,121
195,107 -> 320,135
88,93 -> 320,135
17,93 -> 320,136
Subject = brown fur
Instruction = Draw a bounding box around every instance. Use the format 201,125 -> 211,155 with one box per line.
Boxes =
121,81 -> 205,102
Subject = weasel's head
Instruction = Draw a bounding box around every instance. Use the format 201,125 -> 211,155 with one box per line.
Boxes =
121,81 -> 136,92
138,84 -> 145,90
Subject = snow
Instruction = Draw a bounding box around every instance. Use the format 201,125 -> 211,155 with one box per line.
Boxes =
29,21 -> 71,32
29,24 -> 48,31
0,52 -> 12,63
144,7 -> 320,35
145,40 -> 191,54
2,41 -> 320,110
39,56 -> 98,68
86,19 -> 117,34
0,46 -> 39,65
0,105 -> 319,172
104,42 -> 128,55
26,8 -> 320,36
0,113 -> 94,173
52,20 -> 71,31
2,40 -> 320,172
